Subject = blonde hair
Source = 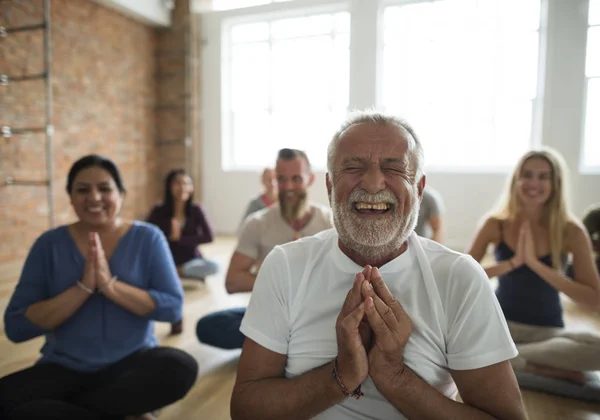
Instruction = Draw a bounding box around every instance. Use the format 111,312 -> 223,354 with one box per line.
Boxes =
493,148 -> 573,270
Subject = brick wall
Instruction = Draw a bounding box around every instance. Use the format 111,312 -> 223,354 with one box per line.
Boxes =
155,0 -> 202,198
0,0 -> 159,288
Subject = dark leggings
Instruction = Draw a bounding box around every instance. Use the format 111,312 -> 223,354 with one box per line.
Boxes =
0,347 -> 198,420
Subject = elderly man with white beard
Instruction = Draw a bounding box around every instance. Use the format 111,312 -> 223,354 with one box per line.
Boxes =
230,111 -> 527,420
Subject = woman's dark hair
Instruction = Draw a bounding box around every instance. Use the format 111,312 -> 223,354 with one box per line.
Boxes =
66,154 -> 126,194
164,169 -> 193,218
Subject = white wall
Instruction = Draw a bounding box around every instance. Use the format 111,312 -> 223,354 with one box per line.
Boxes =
200,0 -> 600,250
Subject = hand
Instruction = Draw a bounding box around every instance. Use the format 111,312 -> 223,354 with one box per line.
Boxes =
358,266 -> 374,350
170,218 -> 181,241
92,233 -> 114,292
361,267 -> 412,392
511,225 -> 526,268
335,271 -> 371,392
80,232 -> 97,290
522,221 -> 537,266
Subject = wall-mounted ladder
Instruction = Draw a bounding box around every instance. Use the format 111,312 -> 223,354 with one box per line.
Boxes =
1,0 -> 54,227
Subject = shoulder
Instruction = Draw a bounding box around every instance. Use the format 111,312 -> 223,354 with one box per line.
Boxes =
128,221 -> 166,243
149,202 -> 167,216
32,225 -> 70,248
478,215 -> 504,235
565,218 -> 589,248
419,237 -> 487,288
190,202 -> 207,215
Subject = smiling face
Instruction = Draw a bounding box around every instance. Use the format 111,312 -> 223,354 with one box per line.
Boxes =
327,122 -> 424,260
276,157 -> 314,221
70,166 -> 124,228
170,173 -> 194,203
516,157 -> 553,208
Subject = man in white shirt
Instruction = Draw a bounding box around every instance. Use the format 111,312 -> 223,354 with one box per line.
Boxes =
230,111 -> 526,419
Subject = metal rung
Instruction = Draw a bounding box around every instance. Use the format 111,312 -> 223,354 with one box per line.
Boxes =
2,126 -> 47,138
1,73 -> 47,84
1,23 -> 46,35
3,177 -> 50,187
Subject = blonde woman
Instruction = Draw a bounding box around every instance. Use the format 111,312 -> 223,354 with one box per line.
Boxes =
467,148 -> 600,395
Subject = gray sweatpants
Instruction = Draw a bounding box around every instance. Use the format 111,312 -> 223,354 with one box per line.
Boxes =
508,321 -> 600,372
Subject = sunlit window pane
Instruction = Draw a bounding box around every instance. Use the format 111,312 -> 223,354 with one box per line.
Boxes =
231,43 -> 270,111
271,15 -> 334,39
231,22 -> 269,43
272,36 -> 333,109
590,0 -> 600,25
586,26 -> 600,77
584,78 -> 600,168
225,11 -> 350,169
382,0 -> 540,169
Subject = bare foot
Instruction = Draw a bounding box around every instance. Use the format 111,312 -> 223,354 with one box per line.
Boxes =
525,362 -> 587,385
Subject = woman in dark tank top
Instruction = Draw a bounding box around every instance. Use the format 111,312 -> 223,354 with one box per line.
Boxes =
467,148 -> 600,387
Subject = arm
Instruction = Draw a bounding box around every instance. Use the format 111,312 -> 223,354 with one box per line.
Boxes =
232,252 -> 370,419
429,215 -> 444,243
528,223 -> 600,308
225,252 -> 258,294
231,340 -> 345,420
100,280 -> 156,317
4,235 -> 90,342
374,362 -> 523,420
176,204 -> 215,247
375,362 -> 525,420
466,217 -> 520,279
227,217 -> 262,293
99,229 -> 184,322
366,256 -> 525,419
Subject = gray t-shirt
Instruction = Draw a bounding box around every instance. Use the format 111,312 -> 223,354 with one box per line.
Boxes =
237,203 -> 333,264
238,195 -> 271,235
415,187 -> 444,239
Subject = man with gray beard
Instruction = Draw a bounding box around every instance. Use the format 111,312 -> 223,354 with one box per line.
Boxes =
231,111 -> 527,420
195,148 -> 332,350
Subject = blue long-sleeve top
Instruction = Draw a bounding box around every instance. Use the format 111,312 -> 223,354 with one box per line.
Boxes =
3,221 -> 184,372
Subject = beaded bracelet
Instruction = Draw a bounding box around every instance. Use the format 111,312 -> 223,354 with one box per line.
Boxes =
332,357 -> 364,400
76,281 -> 94,295
99,275 -> 118,293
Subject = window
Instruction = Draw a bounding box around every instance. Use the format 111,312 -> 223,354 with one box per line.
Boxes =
381,0 -> 541,170
223,11 -> 350,170
583,0 -> 600,170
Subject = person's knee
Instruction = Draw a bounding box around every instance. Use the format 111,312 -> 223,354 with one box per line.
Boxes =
7,399 -> 85,420
196,315 -> 219,344
154,348 -> 198,400
206,260 -> 219,276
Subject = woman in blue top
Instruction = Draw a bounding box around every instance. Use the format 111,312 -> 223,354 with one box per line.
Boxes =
0,155 -> 198,420
468,148 -> 600,387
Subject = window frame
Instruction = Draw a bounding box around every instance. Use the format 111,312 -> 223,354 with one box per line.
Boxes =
220,1 -> 351,172
581,7 -> 600,173
375,0 -> 546,173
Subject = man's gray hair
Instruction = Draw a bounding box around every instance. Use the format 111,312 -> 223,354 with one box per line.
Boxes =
326,110 -> 425,182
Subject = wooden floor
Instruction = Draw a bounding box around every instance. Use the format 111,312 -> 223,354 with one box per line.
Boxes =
1,236 -> 600,419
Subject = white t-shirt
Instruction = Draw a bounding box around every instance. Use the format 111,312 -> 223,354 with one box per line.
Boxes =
240,229 -> 518,420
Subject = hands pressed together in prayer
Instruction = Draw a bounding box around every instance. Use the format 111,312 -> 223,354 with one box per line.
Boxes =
80,232 -> 116,294
510,221 -> 538,269
335,266 -> 413,397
